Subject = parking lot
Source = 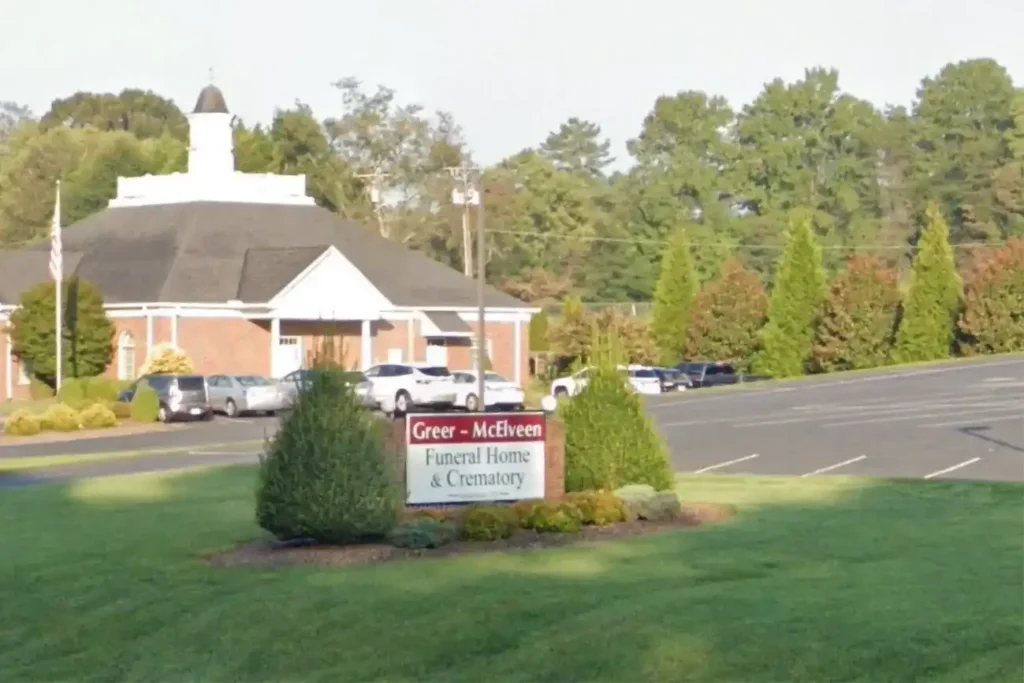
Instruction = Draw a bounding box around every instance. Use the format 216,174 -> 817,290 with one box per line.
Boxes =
646,358 -> 1024,482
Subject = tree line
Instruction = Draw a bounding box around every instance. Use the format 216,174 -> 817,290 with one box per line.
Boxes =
534,209 -> 1024,375
1,59 -> 1022,307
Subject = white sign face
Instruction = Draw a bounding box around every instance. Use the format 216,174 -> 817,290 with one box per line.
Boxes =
405,413 -> 547,505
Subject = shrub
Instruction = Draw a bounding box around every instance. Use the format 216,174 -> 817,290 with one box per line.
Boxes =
560,331 -> 674,492
892,204 -> 963,363
4,410 -> 42,436
56,378 -> 88,405
82,377 -> 127,402
957,238 -> 1024,354
651,228 -> 699,365
614,484 -> 656,521
755,213 -> 826,377
522,501 -> 584,533
389,519 -> 458,550
403,508 -> 451,524
80,403 -> 118,429
529,311 -> 550,352
812,255 -> 901,372
107,400 -> 132,420
510,499 -> 544,526
39,404 -> 81,432
462,505 -> 519,541
255,365 -> 403,545
129,387 -> 161,422
686,260 -> 769,369
140,343 -> 194,375
593,309 -> 659,365
549,297 -> 591,365
29,377 -> 54,400
567,491 -> 627,526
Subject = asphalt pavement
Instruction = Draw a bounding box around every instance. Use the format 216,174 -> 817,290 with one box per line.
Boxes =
646,357 -> 1024,482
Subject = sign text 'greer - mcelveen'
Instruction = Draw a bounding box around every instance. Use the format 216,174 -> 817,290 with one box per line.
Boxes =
406,413 -> 546,504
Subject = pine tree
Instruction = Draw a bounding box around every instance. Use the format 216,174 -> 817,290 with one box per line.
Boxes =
755,214 -> 826,377
892,205 -> 963,363
650,229 -> 698,365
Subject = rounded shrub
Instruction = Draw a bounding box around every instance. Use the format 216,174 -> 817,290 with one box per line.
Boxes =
56,378 -> 88,405
4,410 -> 42,436
29,377 -> 54,400
510,499 -> 544,527
403,508 -> 451,524
255,364 -> 403,545
140,343 -> 194,375
39,404 -> 81,432
560,331 -> 674,492
82,377 -> 125,402
567,491 -> 627,526
129,387 -> 161,422
522,501 -> 584,533
80,403 -> 118,429
389,519 -> 458,549
462,505 -> 519,541
107,400 -> 132,420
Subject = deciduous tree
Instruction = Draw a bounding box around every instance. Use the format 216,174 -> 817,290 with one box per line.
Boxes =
892,205 -> 963,363
685,261 -> 768,368
957,238 -> 1024,354
812,255 -> 900,371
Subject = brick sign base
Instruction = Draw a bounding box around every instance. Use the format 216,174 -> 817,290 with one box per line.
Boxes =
384,416 -> 566,510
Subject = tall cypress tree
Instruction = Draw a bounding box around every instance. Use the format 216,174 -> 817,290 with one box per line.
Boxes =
650,229 -> 698,365
755,213 -> 826,377
892,204 -> 963,363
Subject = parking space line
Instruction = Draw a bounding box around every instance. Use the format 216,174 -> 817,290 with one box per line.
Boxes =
919,414 -> 1023,428
821,405 -> 1024,428
923,458 -> 982,479
800,455 -> 867,477
693,454 -> 759,474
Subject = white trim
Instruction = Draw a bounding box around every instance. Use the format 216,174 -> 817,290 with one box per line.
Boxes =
4,329 -> 12,400
171,309 -> 178,346
398,305 -> 541,314
514,318 -> 522,384
270,317 -> 281,377
360,320 -> 372,370
104,302 -> 270,310
117,331 -> 137,380
145,310 -> 154,349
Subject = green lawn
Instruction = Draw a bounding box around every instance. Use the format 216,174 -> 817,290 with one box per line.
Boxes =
1,467 -> 1021,682
0,441 -> 264,473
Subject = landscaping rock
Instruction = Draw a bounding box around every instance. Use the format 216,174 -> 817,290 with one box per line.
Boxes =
614,484 -> 656,521
642,491 -> 683,522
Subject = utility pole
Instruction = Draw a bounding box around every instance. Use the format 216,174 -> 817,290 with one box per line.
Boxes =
446,164 -> 479,278
355,168 -> 391,238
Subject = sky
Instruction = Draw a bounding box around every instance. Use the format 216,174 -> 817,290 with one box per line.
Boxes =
2,0 -> 1021,168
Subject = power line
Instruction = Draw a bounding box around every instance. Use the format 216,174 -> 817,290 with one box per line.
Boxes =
481,228 -> 1009,251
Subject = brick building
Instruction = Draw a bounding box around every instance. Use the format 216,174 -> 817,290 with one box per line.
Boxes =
0,84 -> 538,401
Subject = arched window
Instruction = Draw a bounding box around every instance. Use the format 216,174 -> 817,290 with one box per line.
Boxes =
117,332 -> 136,380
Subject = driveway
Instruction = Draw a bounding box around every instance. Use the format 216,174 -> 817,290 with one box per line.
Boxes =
646,357 -> 1024,482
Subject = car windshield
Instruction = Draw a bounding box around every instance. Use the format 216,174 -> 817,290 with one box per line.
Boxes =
485,372 -> 509,383
417,366 -> 451,377
176,376 -> 206,391
630,369 -> 658,379
236,376 -> 271,386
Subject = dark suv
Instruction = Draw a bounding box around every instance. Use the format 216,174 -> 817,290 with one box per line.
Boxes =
118,374 -> 213,423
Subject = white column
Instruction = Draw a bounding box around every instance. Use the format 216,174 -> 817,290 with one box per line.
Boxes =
145,308 -> 154,355
360,319 -> 373,370
170,309 -> 179,347
513,318 -> 522,385
4,329 -> 12,400
270,317 -> 281,377
406,319 -> 414,361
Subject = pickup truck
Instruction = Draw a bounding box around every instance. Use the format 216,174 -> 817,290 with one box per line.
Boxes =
676,362 -> 767,389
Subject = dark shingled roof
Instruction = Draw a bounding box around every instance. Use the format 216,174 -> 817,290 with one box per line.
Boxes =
194,85 -> 228,114
0,202 -> 528,309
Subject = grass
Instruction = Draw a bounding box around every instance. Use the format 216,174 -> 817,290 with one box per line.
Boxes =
0,396 -> 56,416
1,467 -> 1021,682
0,440 -> 265,473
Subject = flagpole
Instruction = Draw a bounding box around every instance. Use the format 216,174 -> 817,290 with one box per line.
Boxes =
52,181 -> 62,392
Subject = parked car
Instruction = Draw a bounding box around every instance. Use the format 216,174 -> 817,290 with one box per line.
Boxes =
363,362 -> 457,415
117,374 -> 213,423
452,370 -> 525,412
278,369 -> 376,409
206,374 -> 289,417
653,367 -> 691,392
550,367 -> 593,398
625,365 -> 663,395
551,365 -> 662,398
677,361 -> 767,388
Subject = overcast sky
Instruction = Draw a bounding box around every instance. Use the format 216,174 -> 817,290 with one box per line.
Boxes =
2,0 -> 1020,167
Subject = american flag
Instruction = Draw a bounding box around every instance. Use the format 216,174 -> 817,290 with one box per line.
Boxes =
49,180 -> 62,281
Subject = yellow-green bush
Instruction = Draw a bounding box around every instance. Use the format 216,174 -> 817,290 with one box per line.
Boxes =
4,410 -> 42,436
461,505 -> 519,541
566,491 -> 627,526
510,499 -> 544,527
29,377 -> 54,400
56,378 -> 88,405
39,404 -> 81,432
80,403 -> 118,429
107,400 -> 132,420
82,377 -> 128,402
140,344 -> 194,375
129,387 -> 161,422
522,501 -> 584,533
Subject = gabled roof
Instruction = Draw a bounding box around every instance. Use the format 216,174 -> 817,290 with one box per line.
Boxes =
0,202 -> 528,309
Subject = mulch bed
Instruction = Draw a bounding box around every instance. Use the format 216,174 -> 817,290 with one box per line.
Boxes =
207,502 -> 736,569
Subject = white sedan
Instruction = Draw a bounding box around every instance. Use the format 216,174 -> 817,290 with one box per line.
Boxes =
452,370 -> 526,412
551,365 -> 661,398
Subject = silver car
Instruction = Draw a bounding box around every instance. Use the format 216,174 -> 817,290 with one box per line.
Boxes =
206,374 -> 289,417
278,369 -> 378,409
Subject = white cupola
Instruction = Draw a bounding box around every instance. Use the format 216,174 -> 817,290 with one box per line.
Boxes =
187,85 -> 235,176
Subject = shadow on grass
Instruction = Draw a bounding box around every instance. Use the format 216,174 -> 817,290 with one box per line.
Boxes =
1,466 -> 1022,682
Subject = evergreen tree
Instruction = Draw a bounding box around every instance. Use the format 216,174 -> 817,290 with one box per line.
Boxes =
892,204 -> 963,363
755,214 -> 826,377
650,229 -> 698,365
529,310 -> 550,352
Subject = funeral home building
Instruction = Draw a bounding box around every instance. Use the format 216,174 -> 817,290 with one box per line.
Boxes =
0,84 -> 538,401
